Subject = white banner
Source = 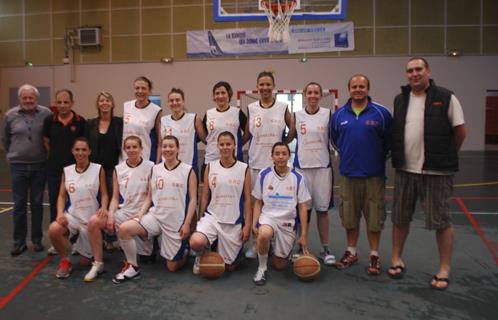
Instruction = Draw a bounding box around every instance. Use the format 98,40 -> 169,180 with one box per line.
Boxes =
187,22 -> 354,58
288,22 -> 355,53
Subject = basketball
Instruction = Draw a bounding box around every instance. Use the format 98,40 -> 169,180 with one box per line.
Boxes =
293,255 -> 321,281
199,252 -> 225,280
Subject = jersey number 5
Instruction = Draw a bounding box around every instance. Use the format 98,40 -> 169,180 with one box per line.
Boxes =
300,123 -> 307,135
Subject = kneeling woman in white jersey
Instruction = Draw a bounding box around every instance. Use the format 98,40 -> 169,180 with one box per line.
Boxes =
48,138 -> 108,279
252,142 -> 311,286
190,131 -> 252,272
113,136 -> 197,283
83,136 -> 154,282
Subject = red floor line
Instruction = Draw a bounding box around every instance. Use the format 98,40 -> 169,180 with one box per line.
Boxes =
0,256 -> 53,310
456,197 -> 498,265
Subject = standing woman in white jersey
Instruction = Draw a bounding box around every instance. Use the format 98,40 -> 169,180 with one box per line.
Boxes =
113,136 -> 197,283
291,82 -> 335,265
48,138 -> 108,279
252,142 -> 311,286
161,88 -> 205,175
190,131 -> 252,273
122,76 -> 162,163
83,136 -> 154,282
202,81 -> 248,176
244,71 -> 295,259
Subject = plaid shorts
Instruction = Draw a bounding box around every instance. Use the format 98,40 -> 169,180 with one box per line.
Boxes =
391,170 -> 453,230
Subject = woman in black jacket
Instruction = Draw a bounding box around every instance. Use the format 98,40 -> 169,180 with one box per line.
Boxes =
85,91 -> 123,203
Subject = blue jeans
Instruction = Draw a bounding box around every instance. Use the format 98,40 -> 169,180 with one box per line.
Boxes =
47,171 -> 62,223
10,163 -> 46,246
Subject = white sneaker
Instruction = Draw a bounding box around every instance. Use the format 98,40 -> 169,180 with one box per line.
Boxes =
253,268 -> 267,286
47,245 -> 57,256
84,261 -> 104,282
192,256 -> 200,275
245,247 -> 257,259
319,249 -> 336,266
112,262 -> 140,284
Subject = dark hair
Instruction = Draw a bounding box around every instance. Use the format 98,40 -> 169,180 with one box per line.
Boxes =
73,137 -> 90,149
212,81 -> 233,102
134,76 -> 153,90
168,88 -> 185,100
123,135 -> 143,149
303,82 -> 323,95
407,56 -> 429,69
162,135 -> 180,148
271,141 -> 290,155
218,131 -> 235,143
56,89 -> 74,102
347,74 -> 370,90
96,91 -> 115,118
257,71 -> 275,84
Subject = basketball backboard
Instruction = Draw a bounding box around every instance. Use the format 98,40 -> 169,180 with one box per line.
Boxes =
213,0 -> 346,21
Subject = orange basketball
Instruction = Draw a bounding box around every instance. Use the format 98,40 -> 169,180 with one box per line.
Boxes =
293,254 -> 321,281
199,252 -> 225,280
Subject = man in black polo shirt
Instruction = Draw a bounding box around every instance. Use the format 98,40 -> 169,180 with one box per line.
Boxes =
43,89 -> 85,255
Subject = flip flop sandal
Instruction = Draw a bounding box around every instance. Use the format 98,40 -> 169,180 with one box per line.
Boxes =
387,265 -> 406,279
431,275 -> 450,291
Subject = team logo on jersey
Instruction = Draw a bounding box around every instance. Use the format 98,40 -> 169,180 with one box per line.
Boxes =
340,120 -> 348,125
365,120 -> 379,126
432,101 -> 443,107
267,184 -> 274,190
70,125 -> 76,132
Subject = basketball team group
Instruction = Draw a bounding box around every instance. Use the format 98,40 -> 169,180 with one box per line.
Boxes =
1,57 -> 466,290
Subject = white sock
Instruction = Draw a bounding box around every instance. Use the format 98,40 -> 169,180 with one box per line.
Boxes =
120,238 -> 138,267
370,250 -> 379,257
257,253 -> 268,271
347,247 -> 357,255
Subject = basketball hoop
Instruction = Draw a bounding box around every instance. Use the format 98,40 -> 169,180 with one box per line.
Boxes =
260,0 -> 297,43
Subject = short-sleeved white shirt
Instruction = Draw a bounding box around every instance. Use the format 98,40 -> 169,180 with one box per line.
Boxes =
252,166 -> 311,222
403,93 -> 465,174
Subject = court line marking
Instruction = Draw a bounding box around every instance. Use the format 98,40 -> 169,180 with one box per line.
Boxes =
0,207 -> 12,214
0,256 -> 54,310
0,201 -> 50,206
456,197 -> 498,265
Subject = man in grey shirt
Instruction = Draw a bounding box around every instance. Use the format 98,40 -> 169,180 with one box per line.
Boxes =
0,84 -> 52,256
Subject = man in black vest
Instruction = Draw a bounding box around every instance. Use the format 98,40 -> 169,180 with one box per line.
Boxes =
388,57 -> 467,290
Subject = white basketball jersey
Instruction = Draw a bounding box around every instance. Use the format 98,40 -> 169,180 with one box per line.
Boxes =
115,159 -> 154,217
252,166 -> 311,222
160,113 -> 197,168
294,107 -> 331,168
206,160 -> 248,224
122,100 -> 162,162
149,162 -> 192,231
64,163 -> 101,223
204,106 -> 243,163
248,100 -> 288,169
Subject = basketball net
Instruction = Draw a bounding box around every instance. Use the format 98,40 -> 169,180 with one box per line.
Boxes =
261,0 -> 297,43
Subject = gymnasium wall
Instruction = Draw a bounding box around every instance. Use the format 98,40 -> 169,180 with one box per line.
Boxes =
1,56 -> 497,151
0,0 -> 497,66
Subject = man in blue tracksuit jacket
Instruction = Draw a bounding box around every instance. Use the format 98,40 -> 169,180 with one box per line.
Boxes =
330,74 -> 392,275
